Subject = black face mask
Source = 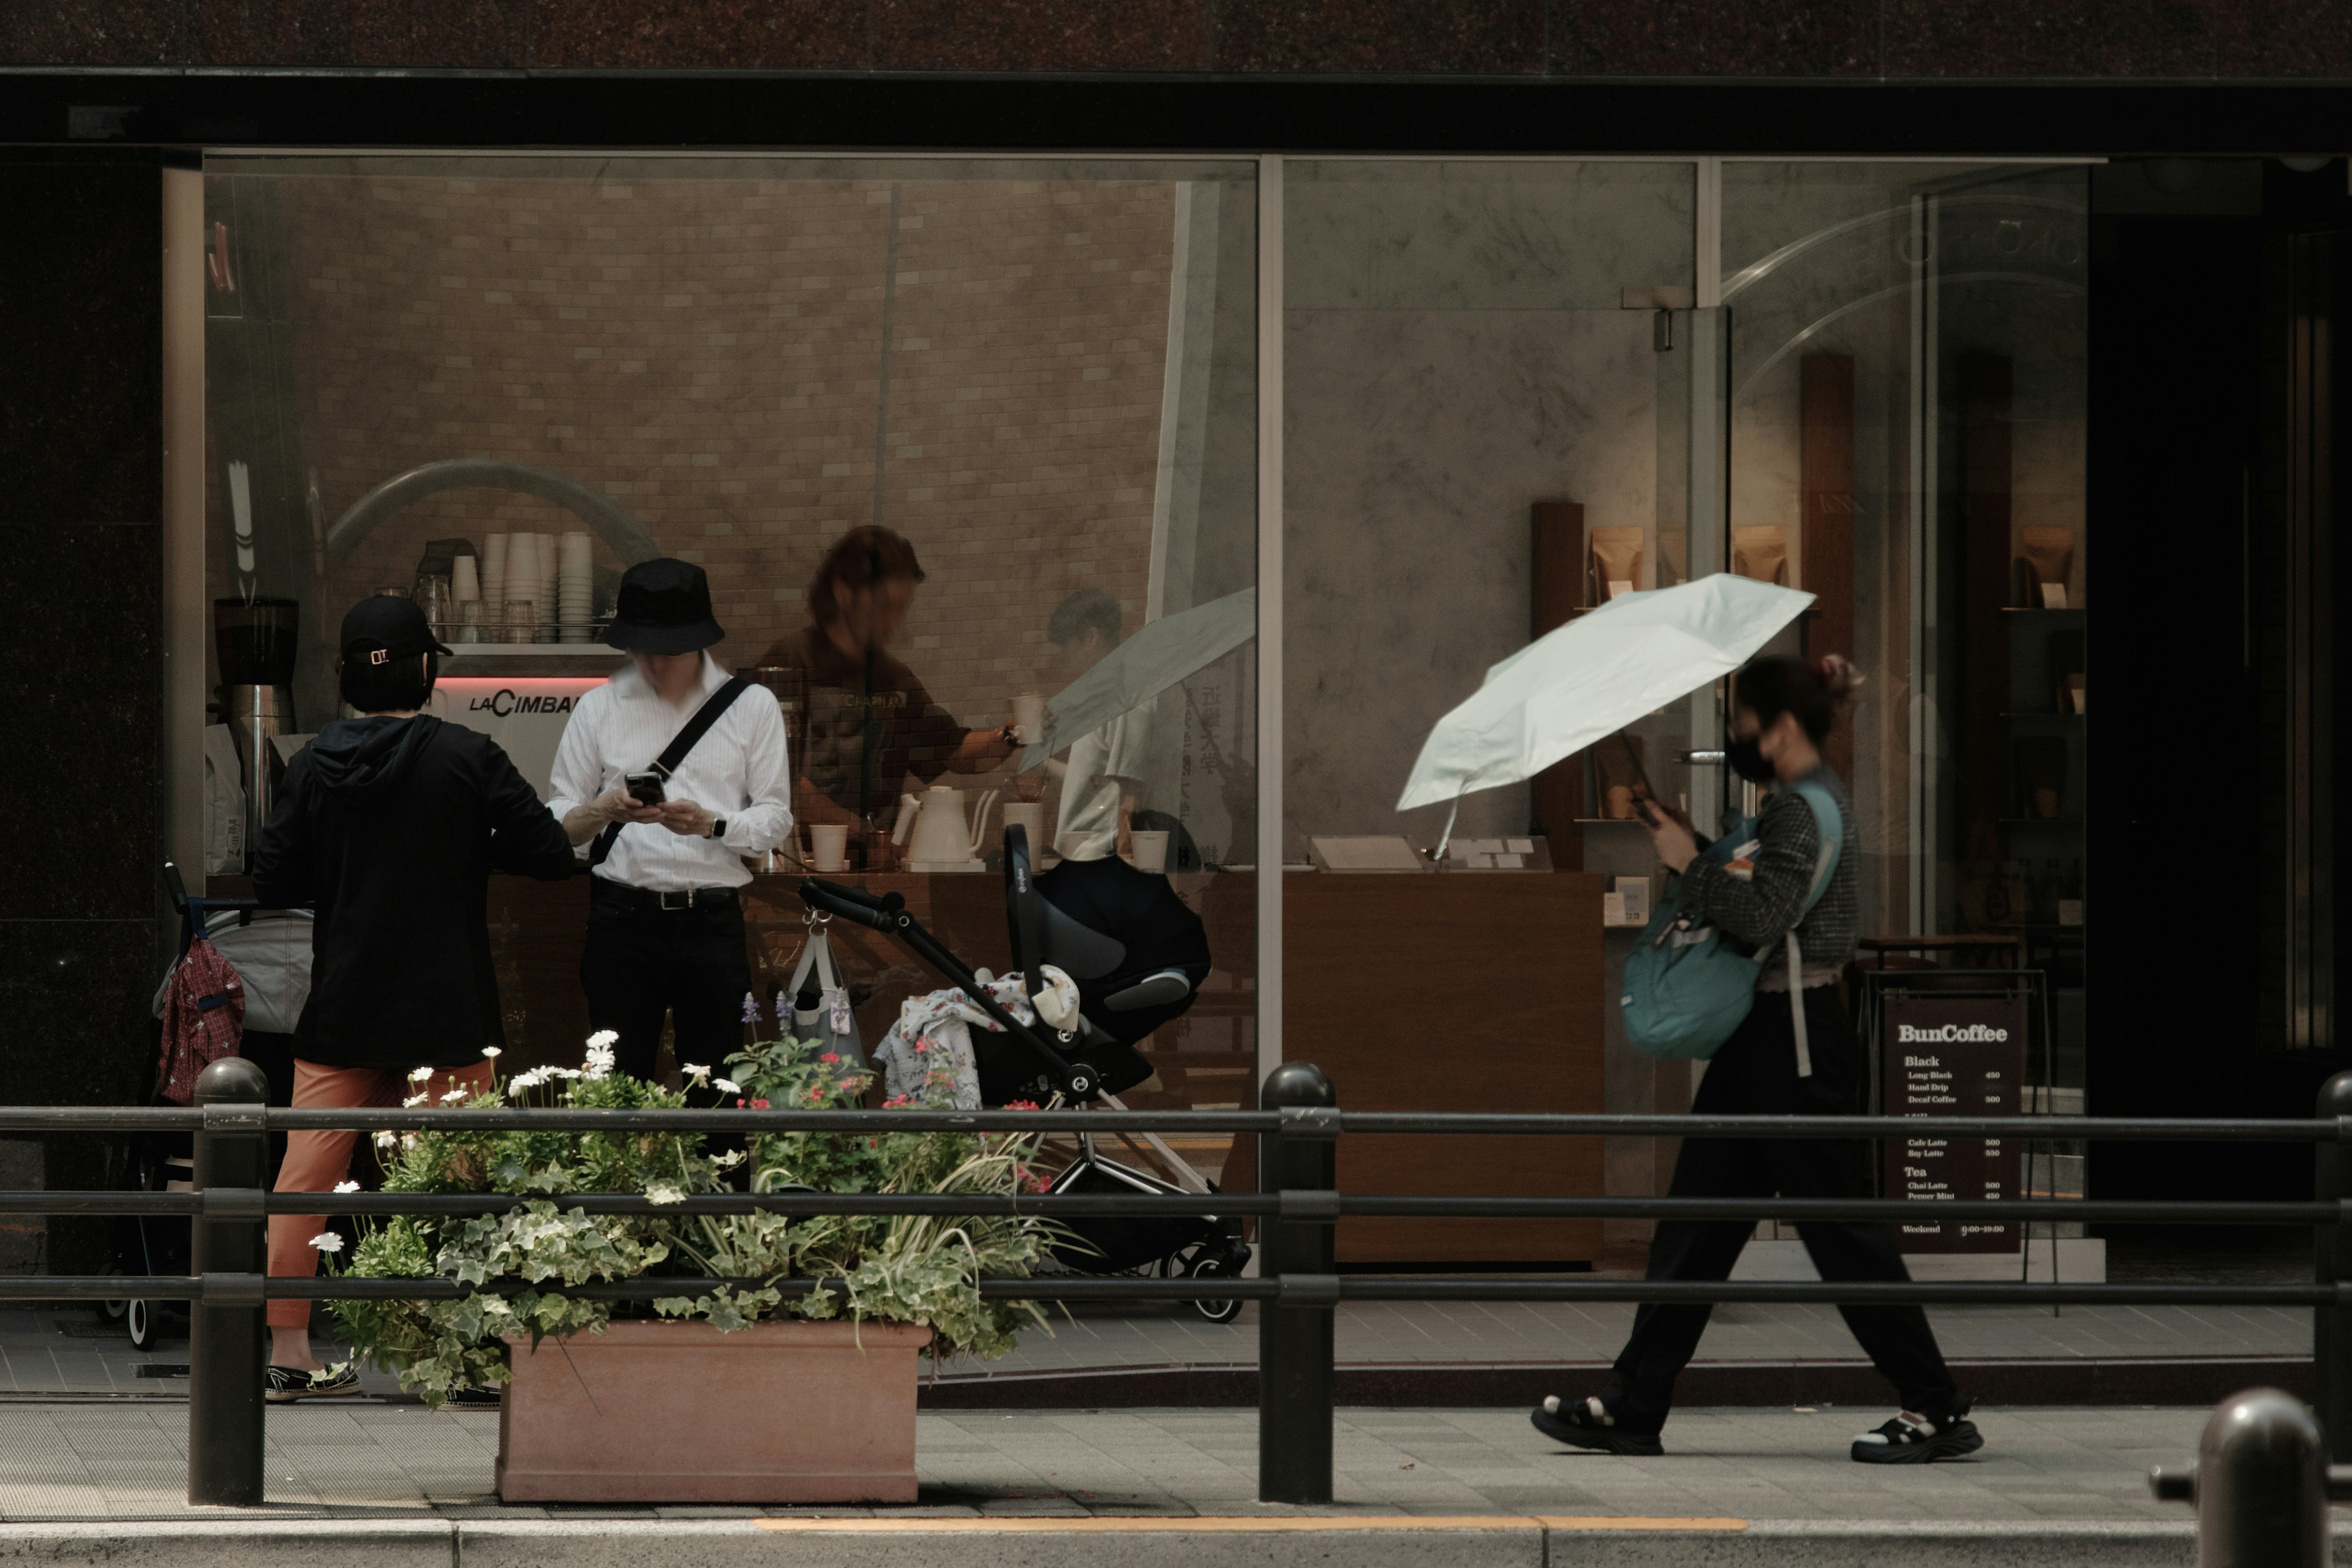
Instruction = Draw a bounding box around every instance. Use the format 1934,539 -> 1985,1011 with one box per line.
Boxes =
1725,735 -> 1775,783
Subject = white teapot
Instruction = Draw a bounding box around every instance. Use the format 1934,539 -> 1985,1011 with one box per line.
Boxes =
895,785 -> 1000,867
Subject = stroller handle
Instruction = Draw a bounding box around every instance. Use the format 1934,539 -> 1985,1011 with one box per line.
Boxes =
797,878 -> 903,932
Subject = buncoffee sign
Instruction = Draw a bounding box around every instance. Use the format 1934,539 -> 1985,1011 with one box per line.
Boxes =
1882,992 -> 2028,1253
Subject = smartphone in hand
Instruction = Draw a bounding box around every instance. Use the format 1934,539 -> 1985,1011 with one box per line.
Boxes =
625,771 -> 667,806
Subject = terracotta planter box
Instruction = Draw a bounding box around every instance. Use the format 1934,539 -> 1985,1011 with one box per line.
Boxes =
495,1317 -> 932,1503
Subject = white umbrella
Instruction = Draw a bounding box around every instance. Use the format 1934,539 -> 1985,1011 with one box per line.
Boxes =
1395,573 -> 1814,839
1019,587 -> 1257,771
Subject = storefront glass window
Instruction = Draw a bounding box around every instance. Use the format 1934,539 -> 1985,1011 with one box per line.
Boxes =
200,156 -> 1259,1182
1283,159 -> 1697,1264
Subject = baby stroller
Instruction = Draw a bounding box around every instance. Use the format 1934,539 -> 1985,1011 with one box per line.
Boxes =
799,826 -> 1253,1322
108,864 -> 307,1349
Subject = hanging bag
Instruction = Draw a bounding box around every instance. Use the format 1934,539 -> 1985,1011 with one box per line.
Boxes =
784,918 -> 867,1070
1622,777 -> 1844,1072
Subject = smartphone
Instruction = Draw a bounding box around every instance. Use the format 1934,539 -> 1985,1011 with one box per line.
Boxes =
1618,734 -> 1662,826
625,771 -> 666,805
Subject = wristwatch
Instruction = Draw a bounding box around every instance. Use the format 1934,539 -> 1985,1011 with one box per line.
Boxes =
707,816 -> 728,840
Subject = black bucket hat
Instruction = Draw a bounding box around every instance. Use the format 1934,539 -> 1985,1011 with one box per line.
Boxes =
605,558 -> 725,655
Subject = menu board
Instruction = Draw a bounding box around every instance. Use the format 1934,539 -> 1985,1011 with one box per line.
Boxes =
1882,992 -> 2029,1254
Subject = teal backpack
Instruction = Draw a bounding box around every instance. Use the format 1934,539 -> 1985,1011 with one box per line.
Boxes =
1622,778 -> 1844,1072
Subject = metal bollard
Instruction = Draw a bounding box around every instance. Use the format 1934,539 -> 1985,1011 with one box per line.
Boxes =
188,1056 -> 271,1507
1258,1060 -> 1338,1506
2317,1072 -> 2352,1461
2149,1387 -> 2352,1567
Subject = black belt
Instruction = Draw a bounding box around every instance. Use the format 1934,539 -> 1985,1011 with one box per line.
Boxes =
591,880 -> 741,913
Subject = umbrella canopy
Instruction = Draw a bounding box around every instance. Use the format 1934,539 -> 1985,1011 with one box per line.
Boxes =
1395,573 -> 1815,813
1019,586 -> 1256,771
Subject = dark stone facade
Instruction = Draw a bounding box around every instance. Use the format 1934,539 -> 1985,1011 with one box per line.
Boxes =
0,154 -> 165,1272
6,0 -> 2351,77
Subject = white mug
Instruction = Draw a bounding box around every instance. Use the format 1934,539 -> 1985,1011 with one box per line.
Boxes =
1001,801 -> 1049,858
1014,690 -> 1046,745
808,823 -> 850,873
1128,830 -> 1171,875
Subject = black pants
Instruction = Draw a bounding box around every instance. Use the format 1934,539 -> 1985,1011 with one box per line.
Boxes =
579,884 -> 753,1084
1603,984 -> 1962,1435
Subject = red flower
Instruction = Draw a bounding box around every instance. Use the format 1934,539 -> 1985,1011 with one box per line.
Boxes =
737,1096 -> 771,1110
820,1052 -> 840,1065
1005,1099 -> 1041,1111
752,1097 -> 771,1110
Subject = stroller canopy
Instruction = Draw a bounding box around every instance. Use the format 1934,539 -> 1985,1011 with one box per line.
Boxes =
1029,854 -> 1212,1047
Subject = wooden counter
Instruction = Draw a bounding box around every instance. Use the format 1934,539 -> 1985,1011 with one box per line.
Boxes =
211,867 -> 1607,1264
1284,873 -> 1606,1267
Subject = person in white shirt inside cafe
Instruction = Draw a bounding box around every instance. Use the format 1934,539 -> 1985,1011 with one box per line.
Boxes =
546,557 -> 793,1086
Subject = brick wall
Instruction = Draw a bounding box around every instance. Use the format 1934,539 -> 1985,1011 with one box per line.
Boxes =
208,167 -> 1178,750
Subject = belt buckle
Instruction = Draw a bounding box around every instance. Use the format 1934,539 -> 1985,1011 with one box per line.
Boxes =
658,889 -> 692,912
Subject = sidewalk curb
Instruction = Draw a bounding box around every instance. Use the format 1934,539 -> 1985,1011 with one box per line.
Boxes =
0,1514 -> 2286,1568
920,1355 -> 2313,1409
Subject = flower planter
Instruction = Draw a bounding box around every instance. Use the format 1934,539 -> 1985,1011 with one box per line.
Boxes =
494,1317 -> 932,1503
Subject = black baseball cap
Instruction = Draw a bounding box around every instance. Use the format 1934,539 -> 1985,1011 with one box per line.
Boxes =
606,557 -> 725,655
340,594 -> 453,665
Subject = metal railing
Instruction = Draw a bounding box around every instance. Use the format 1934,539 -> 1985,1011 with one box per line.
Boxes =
12,1056 -> 2352,1519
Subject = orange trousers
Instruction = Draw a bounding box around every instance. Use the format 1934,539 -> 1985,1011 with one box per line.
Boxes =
266,1057 -> 496,1330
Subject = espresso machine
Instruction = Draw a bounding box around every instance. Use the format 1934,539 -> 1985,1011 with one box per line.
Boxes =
215,597 -> 300,870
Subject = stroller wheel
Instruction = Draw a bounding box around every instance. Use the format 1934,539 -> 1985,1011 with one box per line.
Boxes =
1187,1254 -> 1243,1324
126,1298 -> 159,1352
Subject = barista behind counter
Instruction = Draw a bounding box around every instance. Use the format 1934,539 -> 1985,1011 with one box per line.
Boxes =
755,526 -> 1017,835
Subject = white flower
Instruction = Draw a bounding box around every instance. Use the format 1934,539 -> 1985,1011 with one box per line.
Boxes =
712,1078 -> 741,1096
309,1232 -> 345,1255
508,1069 -> 546,1096
480,1046 -> 503,1060
552,1067 -> 582,1080
586,1030 -> 619,1052
333,1180 -> 361,1195
440,1088 -> 470,1104
402,1093 -> 427,1109
372,1131 -> 398,1152
682,1063 -> 711,1086
409,1066 -> 434,1084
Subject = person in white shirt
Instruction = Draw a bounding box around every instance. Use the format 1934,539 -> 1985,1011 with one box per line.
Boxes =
546,559 -> 791,1082
1037,589 -> 1150,862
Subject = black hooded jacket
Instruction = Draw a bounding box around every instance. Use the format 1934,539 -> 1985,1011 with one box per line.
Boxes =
253,715 -> 576,1068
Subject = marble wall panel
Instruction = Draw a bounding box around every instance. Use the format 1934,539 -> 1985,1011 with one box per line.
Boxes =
1284,307 -> 1656,851
1286,159 -> 1694,314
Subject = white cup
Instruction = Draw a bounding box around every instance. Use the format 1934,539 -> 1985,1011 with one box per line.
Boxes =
1001,801 -> 1049,858
809,823 -> 850,873
1128,830 -> 1170,875
1014,690 -> 1046,745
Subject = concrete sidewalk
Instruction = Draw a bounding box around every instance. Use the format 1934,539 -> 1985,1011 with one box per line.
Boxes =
0,1401 -> 2331,1564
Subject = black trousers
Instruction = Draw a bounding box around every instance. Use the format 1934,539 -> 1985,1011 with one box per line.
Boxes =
579,883 -> 753,1084
1603,984 -> 1962,1435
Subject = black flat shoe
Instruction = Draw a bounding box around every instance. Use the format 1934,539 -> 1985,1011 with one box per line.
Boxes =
264,1363 -> 360,1403
1851,1410 -> 1983,1464
1530,1394 -> 1664,1457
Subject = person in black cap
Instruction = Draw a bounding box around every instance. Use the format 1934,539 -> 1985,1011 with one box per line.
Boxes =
547,557 -> 793,1082
251,593 -> 578,1402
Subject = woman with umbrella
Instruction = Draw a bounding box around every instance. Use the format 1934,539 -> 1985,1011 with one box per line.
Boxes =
1529,654 -> 1981,1465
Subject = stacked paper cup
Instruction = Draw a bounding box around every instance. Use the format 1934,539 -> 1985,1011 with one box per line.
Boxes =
510,533 -> 543,643
559,532 -> 593,643
450,554 -> 481,642
481,533 -> 510,639
539,532 -> 560,644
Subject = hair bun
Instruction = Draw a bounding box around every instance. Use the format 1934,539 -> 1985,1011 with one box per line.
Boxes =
1816,653 -> 1865,700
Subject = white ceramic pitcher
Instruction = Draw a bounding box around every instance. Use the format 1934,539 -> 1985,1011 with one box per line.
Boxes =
900,785 -> 1000,865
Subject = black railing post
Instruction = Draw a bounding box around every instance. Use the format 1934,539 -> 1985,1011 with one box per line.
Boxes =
1258,1061 -> 1338,1505
2316,1072 -> 2352,1461
188,1057 -> 270,1507
2150,1387 -> 2340,1567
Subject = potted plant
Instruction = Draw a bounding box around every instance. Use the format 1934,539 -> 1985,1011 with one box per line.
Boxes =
325,1012 -> 1056,1504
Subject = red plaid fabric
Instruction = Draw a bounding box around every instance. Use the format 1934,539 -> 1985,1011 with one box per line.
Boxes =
156,938 -> 246,1105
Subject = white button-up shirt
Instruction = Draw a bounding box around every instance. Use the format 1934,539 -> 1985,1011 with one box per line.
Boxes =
546,654 -> 793,892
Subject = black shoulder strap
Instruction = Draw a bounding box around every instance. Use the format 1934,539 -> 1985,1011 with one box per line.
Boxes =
587,676 -> 755,869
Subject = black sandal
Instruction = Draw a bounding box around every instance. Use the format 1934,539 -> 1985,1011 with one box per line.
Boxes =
1529,1393 -> 1664,1457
